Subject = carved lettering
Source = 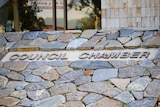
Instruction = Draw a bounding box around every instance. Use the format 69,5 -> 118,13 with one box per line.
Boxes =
28,54 -> 39,60
79,53 -> 89,59
110,52 -> 121,58
19,54 -> 29,60
130,52 -> 141,58
139,52 -> 150,58
48,54 -> 58,60
37,54 -> 49,60
10,54 -> 20,61
120,52 -> 130,58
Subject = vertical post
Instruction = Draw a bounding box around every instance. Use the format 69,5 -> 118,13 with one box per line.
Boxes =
63,0 -> 67,30
52,0 -> 56,30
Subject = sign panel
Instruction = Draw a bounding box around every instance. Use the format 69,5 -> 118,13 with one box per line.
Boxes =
2,49 -> 158,62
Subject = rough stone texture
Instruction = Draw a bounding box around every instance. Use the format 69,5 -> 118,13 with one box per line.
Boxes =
106,31 -> 120,40
32,65 -> 52,76
74,76 -> 91,86
41,68 -> 59,81
56,66 -> 73,74
25,81 -> 54,91
0,76 -> 8,89
0,89 -> 15,99
47,34 -> 59,42
5,32 -> 22,42
6,81 -> 29,90
60,101 -> 85,107
30,38 -> 47,46
31,95 -> 65,107
78,36 -> 104,50
142,31 -> 154,41
119,65 -> 150,78
131,91 -> 143,100
27,61 -> 48,70
82,93 -> 103,105
105,40 -> 124,49
22,31 -> 43,40
124,37 -> 142,48
49,83 -> 77,96
109,60 -> 137,68
139,59 -> 155,68
0,37 -> 7,46
49,61 -> 66,67
117,37 -> 132,44
110,78 -> 130,90
120,29 -> 134,37
150,67 -> 160,79
19,98 -> 33,106
129,32 -> 144,38
127,76 -> 151,91
125,98 -> 157,107
66,91 -> 88,101
114,91 -> 135,103
94,38 -> 109,50
25,74 -> 44,82
58,34 -> 79,43
92,69 -> 118,82
27,89 -> 50,101
5,42 -> 16,50
144,79 -> 160,98
40,41 -> 67,51
10,90 -> 27,99
67,38 -> 88,50
142,36 -> 160,48
7,71 -> 24,81
4,61 -> 28,71
78,82 -> 114,94
86,97 -> 123,107
80,29 -> 97,39
103,88 -> 122,98
39,32 -> 51,39
0,97 -> 20,106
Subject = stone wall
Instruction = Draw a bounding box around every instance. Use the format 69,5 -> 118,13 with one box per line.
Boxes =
0,29 -> 160,107
101,0 -> 160,30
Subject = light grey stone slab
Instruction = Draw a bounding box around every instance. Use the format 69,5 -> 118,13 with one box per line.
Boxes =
117,37 -> 131,44
66,91 -> 88,101
80,29 -> 97,39
6,81 -> 29,90
131,91 -> 143,100
124,37 -> 142,48
67,38 -> 88,49
10,90 -> 27,99
105,40 -> 124,49
139,59 -> 155,68
7,71 -> 24,81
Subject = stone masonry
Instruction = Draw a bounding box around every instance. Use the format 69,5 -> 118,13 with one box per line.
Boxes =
0,29 -> 160,107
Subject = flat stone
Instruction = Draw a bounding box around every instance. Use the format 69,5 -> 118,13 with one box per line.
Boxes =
129,32 -> 143,38
0,37 -> 7,46
0,89 -> 15,99
117,37 -> 132,44
30,38 -> 47,46
120,29 -> 134,37
92,69 -> 118,82
5,42 -> 16,50
22,31 -> 43,40
60,101 -> 85,107
58,34 -> 79,43
139,59 -> 155,68
109,60 -> 137,68
78,36 -> 104,50
39,32 -> 51,39
27,61 -> 47,70
157,62 -> 160,66
0,97 -> 20,106
119,65 -> 150,78
142,36 -> 160,48
70,60 -> 91,69
56,66 -> 73,74
6,81 -> 28,90
40,41 -> 67,51
10,90 -> 26,99
150,67 -> 160,79
0,61 -> 3,67
0,68 -> 10,76
49,83 -> 77,96
7,71 -> 24,81
19,98 -> 33,106
27,89 -> 50,101
125,98 -> 157,107
47,34 -> 59,42
82,93 -> 103,105
0,76 -> 8,89
21,69 -> 32,77
54,70 -> 84,85
5,32 -> 22,42
131,91 -> 143,100
32,65 -> 52,76
41,68 -> 59,81
49,61 -> 66,67
74,76 -> 91,85
64,30 -> 82,34
67,38 -> 88,50
31,95 -> 65,107
127,76 -> 151,91
106,31 -> 120,40
124,37 -> 142,48
144,79 -> 160,97
114,91 -> 135,103
103,88 -> 122,98
4,61 -> 28,72
110,78 -> 130,90
86,97 -> 123,107
66,91 -> 88,101
25,81 -> 54,91
142,31 -> 154,41
94,39 -> 109,50
78,82 -> 114,94
25,74 -> 44,82
105,40 -> 124,49
80,29 -> 97,39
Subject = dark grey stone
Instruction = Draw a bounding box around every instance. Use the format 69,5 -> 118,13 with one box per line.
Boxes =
125,98 -> 157,107
120,29 -> 134,37
40,41 -> 67,51
22,31 -> 43,40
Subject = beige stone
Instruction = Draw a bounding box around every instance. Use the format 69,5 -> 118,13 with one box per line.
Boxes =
0,97 -> 20,106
